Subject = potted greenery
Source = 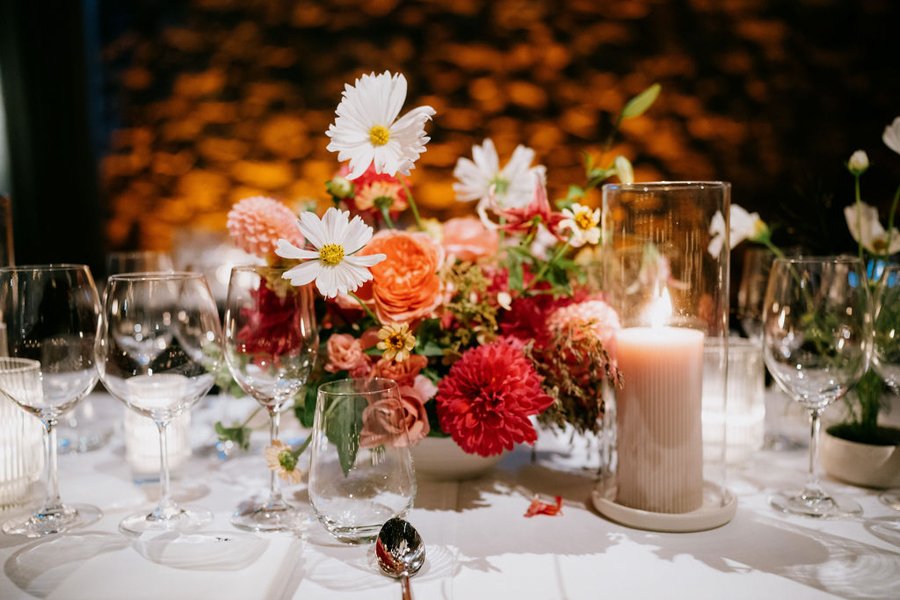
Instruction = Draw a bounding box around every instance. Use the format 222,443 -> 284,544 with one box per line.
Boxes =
819,122 -> 900,488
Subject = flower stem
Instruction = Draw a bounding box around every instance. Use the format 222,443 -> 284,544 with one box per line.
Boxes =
400,180 -> 423,230
884,184 -> 900,258
349,291 -> 380,324
854,173 -> 864,262
379,205 -> 396,229
525,241 -> 570,292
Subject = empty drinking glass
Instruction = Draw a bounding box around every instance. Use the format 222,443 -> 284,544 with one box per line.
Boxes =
308,378 -> 416,544
0,264 -> 103,537
96,272 -> 222,534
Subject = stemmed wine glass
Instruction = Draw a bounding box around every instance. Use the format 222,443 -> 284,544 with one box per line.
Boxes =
96,272 -> 222,534
872,265 -> 900,510
224,265 -> 318,532
762,256 -> 871,518
0,265 -> 102,537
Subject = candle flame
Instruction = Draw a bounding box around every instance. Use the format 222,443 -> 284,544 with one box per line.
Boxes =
643,287 -> 673,327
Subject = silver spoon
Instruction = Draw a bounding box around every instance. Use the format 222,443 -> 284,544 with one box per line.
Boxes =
375,518 -> 425,600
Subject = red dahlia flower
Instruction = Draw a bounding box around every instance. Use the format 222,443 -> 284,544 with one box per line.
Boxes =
436,338 -> 553,456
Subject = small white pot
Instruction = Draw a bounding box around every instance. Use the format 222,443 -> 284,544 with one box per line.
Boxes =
821,431 -> 900,489
411,436 -> 504,481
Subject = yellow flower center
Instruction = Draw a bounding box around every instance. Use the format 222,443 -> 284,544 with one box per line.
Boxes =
319,243 -> 345,266
384,332 -> 406,351
369,125 -> 391,146
574,209 -> 596,231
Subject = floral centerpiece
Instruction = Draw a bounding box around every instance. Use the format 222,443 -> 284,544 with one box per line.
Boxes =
219,70 -> 660,479
720,115 -> 900,447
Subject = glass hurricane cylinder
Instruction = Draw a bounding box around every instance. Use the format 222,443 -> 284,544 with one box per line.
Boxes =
595,181 -> 735,532
0,387 -> 43,507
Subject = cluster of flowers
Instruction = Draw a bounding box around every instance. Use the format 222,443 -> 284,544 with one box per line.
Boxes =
226,71 -> 654,467
710,116 -> 900,259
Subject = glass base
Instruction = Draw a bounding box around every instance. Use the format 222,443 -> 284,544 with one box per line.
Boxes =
119,505 -> 212,536
880,490 -> 900,511
2,503 -> 102,538
231,497 -> 306,533
769,491 -> 862,518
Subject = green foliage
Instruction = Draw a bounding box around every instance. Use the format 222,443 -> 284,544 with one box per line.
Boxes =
324,396 -> 364,477
214,421 -> 252,451
621,83 -> 662,119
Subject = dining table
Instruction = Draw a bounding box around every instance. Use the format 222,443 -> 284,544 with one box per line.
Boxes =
1,392 -> 898,600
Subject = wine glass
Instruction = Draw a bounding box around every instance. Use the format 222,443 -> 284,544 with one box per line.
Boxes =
106,251 -> 175,277
308,378 -> 416,544
762,256 -> 871,518
96,272 -> 222,534
737,246 -> 775,341
0,264 -> 102,537
873,264 -> 900,511
223,265 -> 318,532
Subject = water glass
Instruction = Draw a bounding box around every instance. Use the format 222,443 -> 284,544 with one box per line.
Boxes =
308,378 -> 416,544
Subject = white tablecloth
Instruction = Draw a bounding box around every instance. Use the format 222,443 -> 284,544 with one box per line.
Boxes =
1,394 -> 898,600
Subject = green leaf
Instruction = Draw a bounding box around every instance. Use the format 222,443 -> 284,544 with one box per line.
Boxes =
324,396 -> 364,477
507,252 -> 524,291
214,421 -> 251,451
621,83 -> 661,119
418,340 -> 445,357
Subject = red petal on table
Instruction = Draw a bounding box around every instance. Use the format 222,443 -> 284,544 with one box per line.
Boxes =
524,495 -> 563,517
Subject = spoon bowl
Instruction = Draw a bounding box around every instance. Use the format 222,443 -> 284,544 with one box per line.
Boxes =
375,518 -> 425,600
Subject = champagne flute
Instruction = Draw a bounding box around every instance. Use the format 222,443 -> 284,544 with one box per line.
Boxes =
762,256 -> 871,518
0,264 -> 102,537
96,272 -> 222,534
224,265 -> 317,532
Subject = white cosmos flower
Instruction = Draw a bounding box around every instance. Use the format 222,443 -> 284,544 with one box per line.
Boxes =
559,203 -> 601,248
844,201 -> 900,256
707,204 -> 768,256
453,138 -> 546,213
326,71 -> 436,180
275,207 -> 386,298
884,116 -> 900,156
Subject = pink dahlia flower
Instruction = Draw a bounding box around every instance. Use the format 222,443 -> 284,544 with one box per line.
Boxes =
227,196 -> 303,260
436,338 -> 553,457
547,300 -> 620,352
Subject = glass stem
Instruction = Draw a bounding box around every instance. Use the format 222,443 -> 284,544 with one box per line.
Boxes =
803,408 -> 826,500
40,417 -> 64,514
268,407 -> 283,506
154,420 -> 177,519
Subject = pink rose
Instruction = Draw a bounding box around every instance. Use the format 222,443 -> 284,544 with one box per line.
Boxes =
359,386 -> 430,448
325,334 -> 369,374
441,217 -> 499,262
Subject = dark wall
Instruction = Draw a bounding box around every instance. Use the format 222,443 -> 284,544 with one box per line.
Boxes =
2,0 -> 898,264
0,0 -> 104,273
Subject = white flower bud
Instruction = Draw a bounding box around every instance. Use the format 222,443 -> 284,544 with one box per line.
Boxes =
847,150 -> 869,175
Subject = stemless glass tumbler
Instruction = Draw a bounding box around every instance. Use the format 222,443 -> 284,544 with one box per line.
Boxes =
224,266 -> 318,532
308,378 -> 416,544
762,256 -> 871,518
97,272 -> 223,534
0,264 -> 102,537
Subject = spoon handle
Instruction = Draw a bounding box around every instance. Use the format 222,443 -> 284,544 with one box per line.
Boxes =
401,574 -> 412,600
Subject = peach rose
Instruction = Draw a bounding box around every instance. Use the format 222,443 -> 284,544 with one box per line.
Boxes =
372,354 -> 428,387
359,386 -> 430,448
325,334 -> 369,374
441,217 -> 499,262
358,230 -> 444,324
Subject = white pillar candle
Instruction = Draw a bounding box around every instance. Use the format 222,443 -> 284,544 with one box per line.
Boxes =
615,326 -> 705,513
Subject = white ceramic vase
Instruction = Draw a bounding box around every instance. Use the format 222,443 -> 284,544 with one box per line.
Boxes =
411,436 -> 503,480
821,431 -> 900,489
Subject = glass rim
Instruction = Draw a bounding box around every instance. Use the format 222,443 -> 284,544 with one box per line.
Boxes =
602,181 -> 731,193
229,263 -> 289,274
107,271 -> 204,282
317,377 -> 400,397
0,263 -> 90,274
0,357 -> 41,373
772,255 -> 866,266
